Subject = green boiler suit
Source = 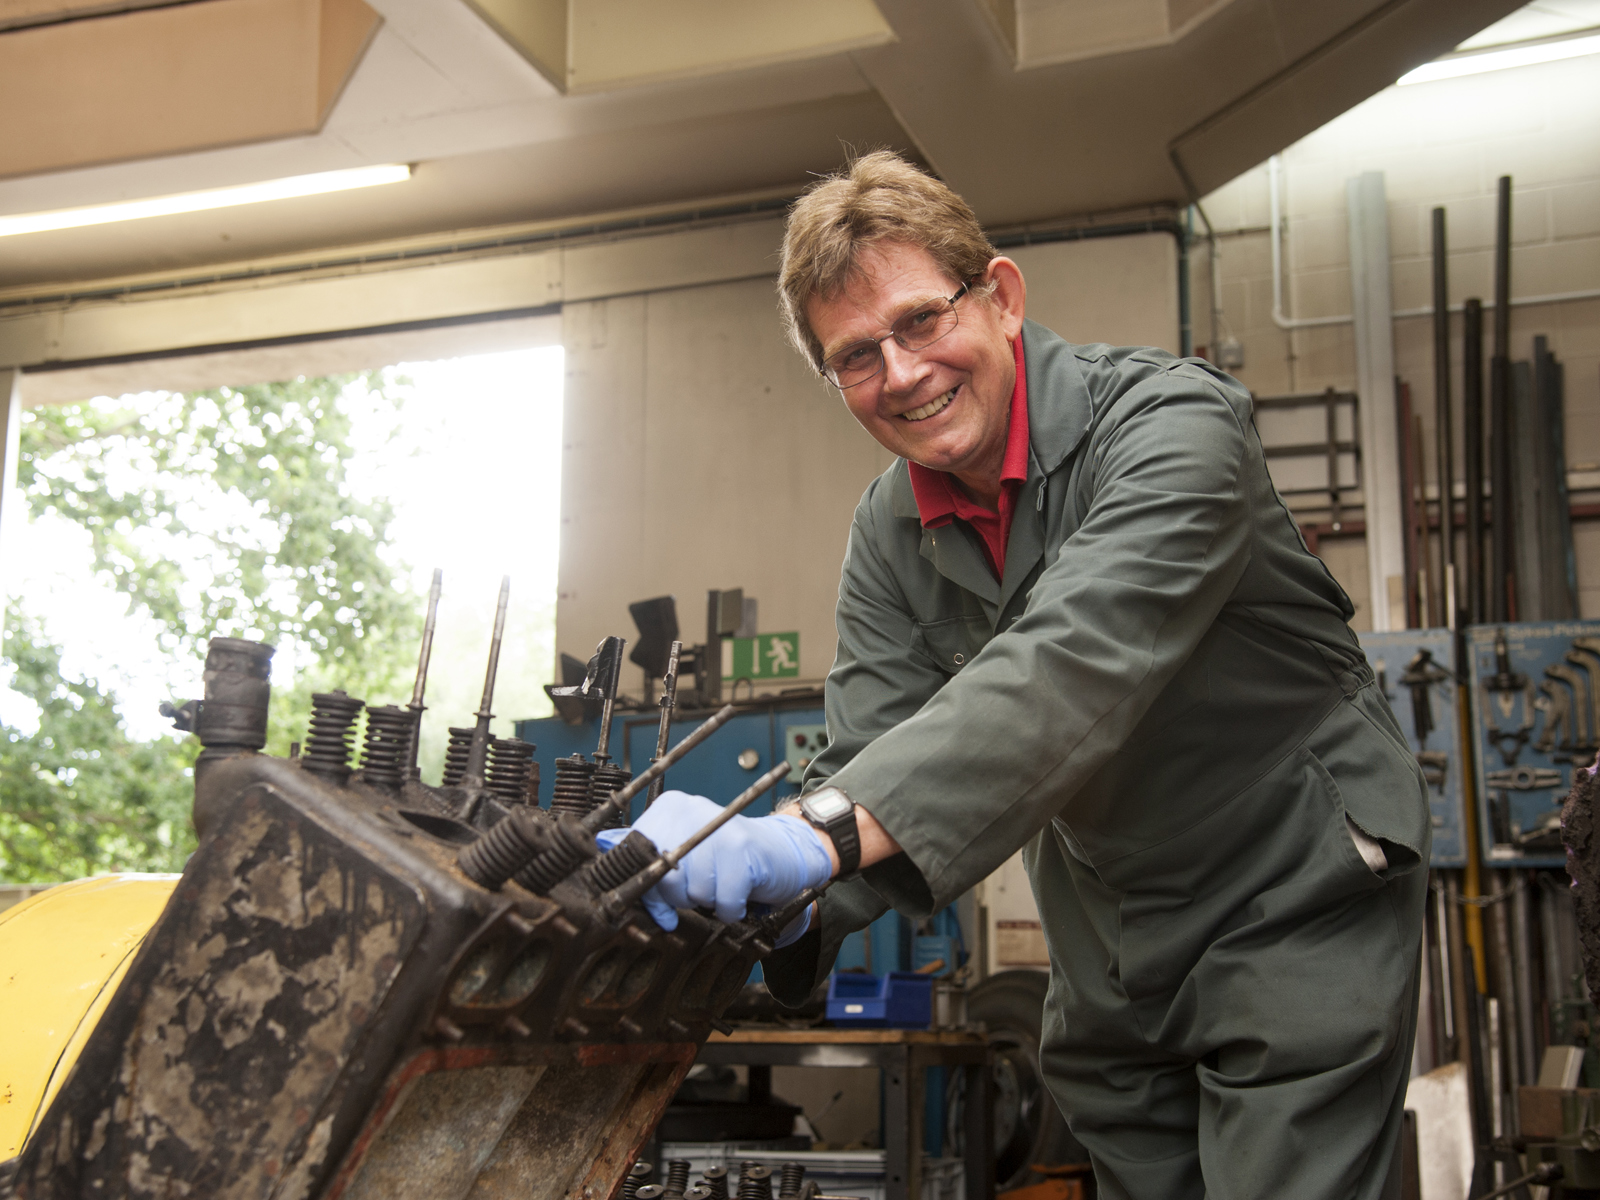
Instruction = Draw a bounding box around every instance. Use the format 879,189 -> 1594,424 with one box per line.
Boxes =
764,320 -> 1431,1200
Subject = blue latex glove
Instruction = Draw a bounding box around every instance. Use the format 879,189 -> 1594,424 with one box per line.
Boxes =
617,790 -> 834,930
597,827 -> 816,943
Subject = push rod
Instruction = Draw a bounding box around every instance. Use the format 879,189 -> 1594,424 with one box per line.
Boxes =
648,640 -> 684,804
582,703 -> 737,832
407,568 -> 443,775
463,576 -> 511,785
600,761 -> 791,919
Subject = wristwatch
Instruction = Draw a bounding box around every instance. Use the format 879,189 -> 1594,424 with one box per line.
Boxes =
794,786 -> 861,879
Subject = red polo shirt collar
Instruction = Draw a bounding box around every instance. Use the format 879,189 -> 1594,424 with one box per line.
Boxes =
907,335 -> 1030,579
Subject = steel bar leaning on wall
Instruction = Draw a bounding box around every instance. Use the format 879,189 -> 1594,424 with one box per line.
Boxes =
1432,207 -> 1456,629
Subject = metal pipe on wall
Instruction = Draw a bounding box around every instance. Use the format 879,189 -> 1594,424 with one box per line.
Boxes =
1463,299 -> 1486,624
1489,176 -> 1514,622
1432,208 -> 1456,630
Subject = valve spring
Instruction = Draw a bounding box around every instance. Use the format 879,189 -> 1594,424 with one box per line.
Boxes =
583,831 -> 658,893
701,1167 -> 729,1200
302,691 -> 365,782
458,807 -> 548,890
778,1163 -> 804,1200
737,1163 -> 772,1200
512,817 -> 598,895
589,761 -> 634,829
549,755 -> 598,818
622,1162 -> 653,1200
442,727 -> 475,786
360,705 -> 414,790
663,1160 -> 691,1200
487,737 -> 536,801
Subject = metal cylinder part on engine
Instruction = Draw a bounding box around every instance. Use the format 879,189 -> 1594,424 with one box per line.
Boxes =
582,830 -> 658,893
302,691 -> 365,783
487,737 -> 536,802
778,1162 -> 804,1200
623,1161 -> 654,1200
738,1163 -> 773,1200
360,705 -> 415,791
663,1160 -> 690,1200
511,816 -> 598,894
442,727 -> 475,786
458,806 -> 550,890
198,637 -> 275,750
702,1167 -> 730,1200
589,761 -> 633,829
550,755 -> 598,818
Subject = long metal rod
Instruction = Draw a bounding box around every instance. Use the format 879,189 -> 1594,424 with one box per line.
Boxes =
648,640 -> 684,804
1464,299 -> 1486,623
582,703 -> 737,831
600,761 -> 790,918
463,576 -> 511,785
1489,176 -> 1514,622
593,637 -> 625,762
406,568 -> 443,776
1432,207 -> 1455,630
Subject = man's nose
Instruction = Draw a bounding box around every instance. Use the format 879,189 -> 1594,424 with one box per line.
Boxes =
879,338 -> 928,394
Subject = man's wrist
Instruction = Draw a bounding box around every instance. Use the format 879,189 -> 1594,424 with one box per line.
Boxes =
791,786 -> 861,878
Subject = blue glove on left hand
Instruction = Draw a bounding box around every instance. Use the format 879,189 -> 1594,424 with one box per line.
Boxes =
601,790 -> 833,930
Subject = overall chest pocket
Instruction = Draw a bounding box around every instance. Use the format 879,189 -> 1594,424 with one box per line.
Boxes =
911,615 -> 992,676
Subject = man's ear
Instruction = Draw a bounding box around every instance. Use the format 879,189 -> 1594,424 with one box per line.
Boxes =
985,256 -> 1026,337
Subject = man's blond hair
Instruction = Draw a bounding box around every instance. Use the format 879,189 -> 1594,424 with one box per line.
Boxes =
778,151 -> 997,371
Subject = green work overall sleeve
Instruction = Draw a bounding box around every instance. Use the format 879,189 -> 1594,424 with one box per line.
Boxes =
764,320 -> 1430,1200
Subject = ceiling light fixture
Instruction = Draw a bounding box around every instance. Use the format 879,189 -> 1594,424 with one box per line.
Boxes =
1398,29 -> 1600,85
0,163 -> 414,239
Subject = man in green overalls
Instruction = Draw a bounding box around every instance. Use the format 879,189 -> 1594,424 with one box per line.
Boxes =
620,152 -> 1430,1199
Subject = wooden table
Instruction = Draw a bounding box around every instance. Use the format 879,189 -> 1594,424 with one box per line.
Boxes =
696,1029 -> 995,1200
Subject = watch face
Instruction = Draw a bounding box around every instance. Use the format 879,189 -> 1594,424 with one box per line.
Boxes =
806,790 -> 852,822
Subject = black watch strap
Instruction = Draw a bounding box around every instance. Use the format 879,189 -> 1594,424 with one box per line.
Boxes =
797,787 -> 861,878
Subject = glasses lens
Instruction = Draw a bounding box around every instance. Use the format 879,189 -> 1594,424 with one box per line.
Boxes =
893,300 -> 959,350
825,342 -> 883,389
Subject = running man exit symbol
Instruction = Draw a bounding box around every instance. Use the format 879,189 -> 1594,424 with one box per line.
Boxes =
723,632 -> 800,680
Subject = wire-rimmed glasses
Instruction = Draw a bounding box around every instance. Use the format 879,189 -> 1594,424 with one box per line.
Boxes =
821,283 -> 970,390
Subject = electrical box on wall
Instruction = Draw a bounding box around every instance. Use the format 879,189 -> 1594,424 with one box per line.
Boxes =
1357,629 -> 1469,867
1467,621 -> 1600,868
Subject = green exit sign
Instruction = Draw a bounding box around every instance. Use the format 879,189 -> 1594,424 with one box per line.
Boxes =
723,632 -> 800,680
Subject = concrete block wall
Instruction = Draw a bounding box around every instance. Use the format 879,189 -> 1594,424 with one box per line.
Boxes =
1190,51 -> 1600,628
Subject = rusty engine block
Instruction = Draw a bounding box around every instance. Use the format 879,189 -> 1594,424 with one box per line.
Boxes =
1,583 -> 807,1200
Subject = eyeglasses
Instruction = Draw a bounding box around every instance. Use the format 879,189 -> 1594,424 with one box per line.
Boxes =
821,284 -> 970,390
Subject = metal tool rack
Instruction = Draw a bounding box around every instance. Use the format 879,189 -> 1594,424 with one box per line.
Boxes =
1358,629 -> 1470,867
1466,621 -> 1600,868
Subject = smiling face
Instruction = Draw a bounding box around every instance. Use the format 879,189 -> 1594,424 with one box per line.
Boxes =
807,242 -> 1026,500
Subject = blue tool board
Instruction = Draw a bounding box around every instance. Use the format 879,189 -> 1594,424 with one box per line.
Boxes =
1466,621 -> 1600,869
1357,629 -> 1469,868
513,704 -> 967,984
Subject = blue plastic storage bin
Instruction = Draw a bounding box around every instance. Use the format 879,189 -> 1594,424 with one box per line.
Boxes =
826,971 -> 933,1028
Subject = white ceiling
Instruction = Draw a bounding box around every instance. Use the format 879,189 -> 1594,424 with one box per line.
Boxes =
0,0 -> 1530,297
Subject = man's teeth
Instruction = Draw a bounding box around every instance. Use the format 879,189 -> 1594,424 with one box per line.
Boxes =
902,389 -> 955,421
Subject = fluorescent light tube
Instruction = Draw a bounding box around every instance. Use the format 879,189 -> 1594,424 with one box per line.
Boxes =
0,163 -> 413,238
1399,30 -> 1600,85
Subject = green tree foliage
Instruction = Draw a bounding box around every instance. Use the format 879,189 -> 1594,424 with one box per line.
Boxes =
2,374 -> 418,880
0,614 -> 196,883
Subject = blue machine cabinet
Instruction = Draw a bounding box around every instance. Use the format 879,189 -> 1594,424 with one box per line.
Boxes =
513,699 -> 967,984
1357,629 -> 1469,868
1466,621 -> 1600,869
